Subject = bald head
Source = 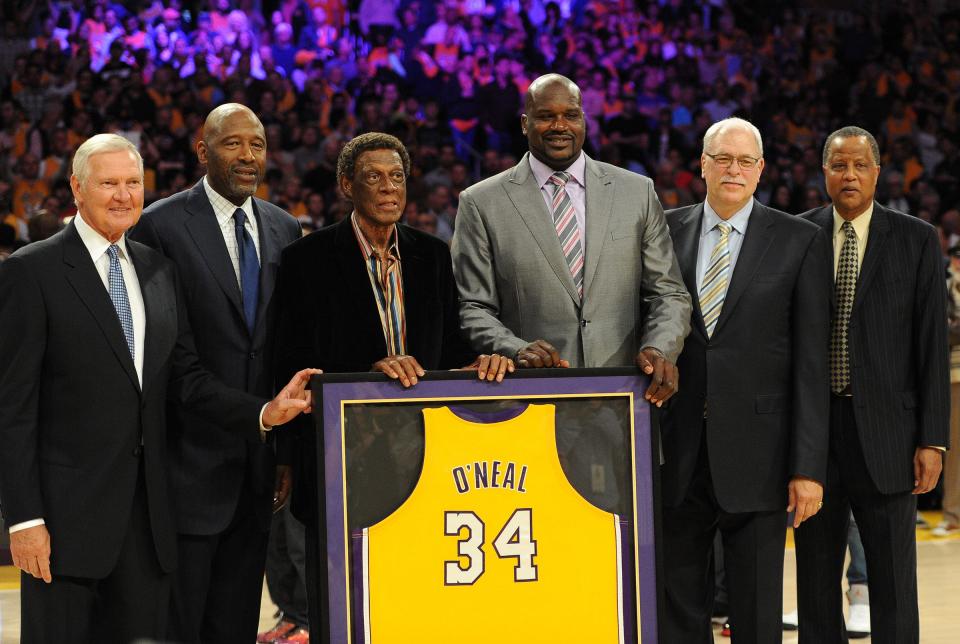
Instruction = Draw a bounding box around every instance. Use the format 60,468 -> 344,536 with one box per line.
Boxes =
521,74 -> 586,171
202,103 -> 263,145
198,103 -> 267,206
524,73 -> 581,111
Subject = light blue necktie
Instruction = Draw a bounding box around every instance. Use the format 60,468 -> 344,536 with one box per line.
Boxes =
107,244 -> 135,359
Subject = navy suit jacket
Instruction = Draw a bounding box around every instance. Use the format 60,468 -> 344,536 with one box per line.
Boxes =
801,203 -> 950,493
130,180 -> 301,534
662,201 -> 832,513
0,222 -> 263,577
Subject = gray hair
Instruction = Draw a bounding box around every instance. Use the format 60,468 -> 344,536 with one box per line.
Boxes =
702,117 -> 763,157
822,126 -> 880,166
72,133 -> 143,187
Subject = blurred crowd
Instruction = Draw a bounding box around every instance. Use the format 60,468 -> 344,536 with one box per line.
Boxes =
1,0 -> 960,254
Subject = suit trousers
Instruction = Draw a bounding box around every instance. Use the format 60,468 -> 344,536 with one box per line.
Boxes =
167,476 -> 270,644
943,382 -> 960,525
265,504 -> 309,627
20,462 -> 170,644
661,432 -> 786,644
795,395 -> 919,644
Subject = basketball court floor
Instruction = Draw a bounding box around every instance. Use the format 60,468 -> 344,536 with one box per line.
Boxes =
2,511 -> 958,643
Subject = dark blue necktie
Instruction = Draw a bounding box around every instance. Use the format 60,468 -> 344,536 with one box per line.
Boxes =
233,208 -> 260,334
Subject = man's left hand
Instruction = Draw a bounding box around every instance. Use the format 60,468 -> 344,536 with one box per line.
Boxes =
636,347 -> 678,407
463,354 -> 516,382
274,464 -> 292,513
263,368 -> 323,427
912,447 -> 943,494
787,476 -> 824,528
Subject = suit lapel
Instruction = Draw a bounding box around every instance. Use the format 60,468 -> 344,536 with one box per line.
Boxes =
130,241 -> 176,395
673,204 -> 708,338
713,202 -> 775,337
333,218 -> 387,357
582,155 -> 614,298
852,202 -> 889,316
61,223 -> 140,391
396,225 -> 427,359
183,182 -> 247,327
253,200 -> 283,335
503,153 -> 580,305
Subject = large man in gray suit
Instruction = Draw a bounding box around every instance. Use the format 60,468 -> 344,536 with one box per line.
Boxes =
452,74 -> 691,401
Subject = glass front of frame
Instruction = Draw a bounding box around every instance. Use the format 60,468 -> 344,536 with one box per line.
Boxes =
314,369 -> 660,644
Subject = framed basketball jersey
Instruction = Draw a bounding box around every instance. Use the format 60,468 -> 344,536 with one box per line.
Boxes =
311,369 -> 661,644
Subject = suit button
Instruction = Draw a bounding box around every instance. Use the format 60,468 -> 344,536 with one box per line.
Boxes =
132,446 -> 143,457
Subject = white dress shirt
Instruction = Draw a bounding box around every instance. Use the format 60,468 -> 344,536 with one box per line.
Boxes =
203,176 -> 261,292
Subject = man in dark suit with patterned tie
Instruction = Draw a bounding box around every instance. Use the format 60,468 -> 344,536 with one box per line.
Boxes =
794,126 -> 949,644
130,104 -> 303,643
661,117 -> 832,644
0,134 -> 314,643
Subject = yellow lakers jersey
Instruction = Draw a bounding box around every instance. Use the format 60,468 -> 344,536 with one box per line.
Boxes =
360,403 -> 624,643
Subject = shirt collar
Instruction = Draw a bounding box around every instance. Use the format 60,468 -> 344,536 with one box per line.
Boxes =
702,197 -> 754,237
528,151 -> 586,190
350,212 -> 400,261
203,176 -> 253,225
74,211 -> 130,262
832,201 -> 873,242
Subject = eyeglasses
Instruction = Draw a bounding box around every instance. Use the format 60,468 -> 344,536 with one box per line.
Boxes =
705,153 -> 761,170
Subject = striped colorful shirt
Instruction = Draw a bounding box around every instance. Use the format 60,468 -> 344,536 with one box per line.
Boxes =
351,213 -> 407,356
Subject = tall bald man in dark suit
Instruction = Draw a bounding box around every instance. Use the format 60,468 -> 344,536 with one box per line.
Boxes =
130,104 -> 302,642
794,126 -> 949,644
0,134 -> 314,643
662,118 -> 832,644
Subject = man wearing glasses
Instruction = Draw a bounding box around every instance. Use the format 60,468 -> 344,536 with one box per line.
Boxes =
660,117 -> 833,643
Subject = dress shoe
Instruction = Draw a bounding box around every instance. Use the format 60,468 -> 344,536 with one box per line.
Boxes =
258,618 -> 297,643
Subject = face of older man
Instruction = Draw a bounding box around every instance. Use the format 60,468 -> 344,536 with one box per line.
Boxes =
341,148 -> 407,230
198,108 -> 267,207
71,150 -> 144,243
701,126 -> 764,218
823,135 -> 880,220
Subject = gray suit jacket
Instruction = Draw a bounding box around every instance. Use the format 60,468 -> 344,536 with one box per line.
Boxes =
452,152 -> 691,366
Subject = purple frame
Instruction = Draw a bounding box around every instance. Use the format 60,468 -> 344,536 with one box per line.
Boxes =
316,370 -> 658,643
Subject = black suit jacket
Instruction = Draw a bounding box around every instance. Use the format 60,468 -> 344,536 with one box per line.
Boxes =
801,203 -> 950,493
0,222 -> 263,578
275,217 -> 474,521
130,180 -> 301,534
662,201 -> 832,513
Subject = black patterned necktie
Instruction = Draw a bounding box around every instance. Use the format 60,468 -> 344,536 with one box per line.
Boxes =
830,221 -> 858,393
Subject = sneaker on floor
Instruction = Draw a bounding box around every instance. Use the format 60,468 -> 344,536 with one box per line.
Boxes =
783,609 -> 798,631
278,627 -> 310,644
932,521 -> 960,537
257,619 -> 297,643
711,614 -> 729,626
846,603 -> 870,639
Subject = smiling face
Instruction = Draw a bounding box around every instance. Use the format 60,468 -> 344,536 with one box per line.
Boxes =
701,126 -> 764,218
197,108 -> 267,206
71,150 -> 144,243
340,149 -> 407,231
823,135 -> 880,220
521,80 -> 586,171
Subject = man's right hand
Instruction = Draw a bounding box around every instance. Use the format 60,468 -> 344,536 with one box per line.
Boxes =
516,339 -> 570,368
11,524 -> 52,583
373,355 -> 426,387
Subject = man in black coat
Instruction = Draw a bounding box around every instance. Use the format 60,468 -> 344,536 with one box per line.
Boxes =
661,117 -> 832,644
794,126 -> 949,644
0,134 -> 314,643
129,103 -> 303,643
275,132 -> 513,630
